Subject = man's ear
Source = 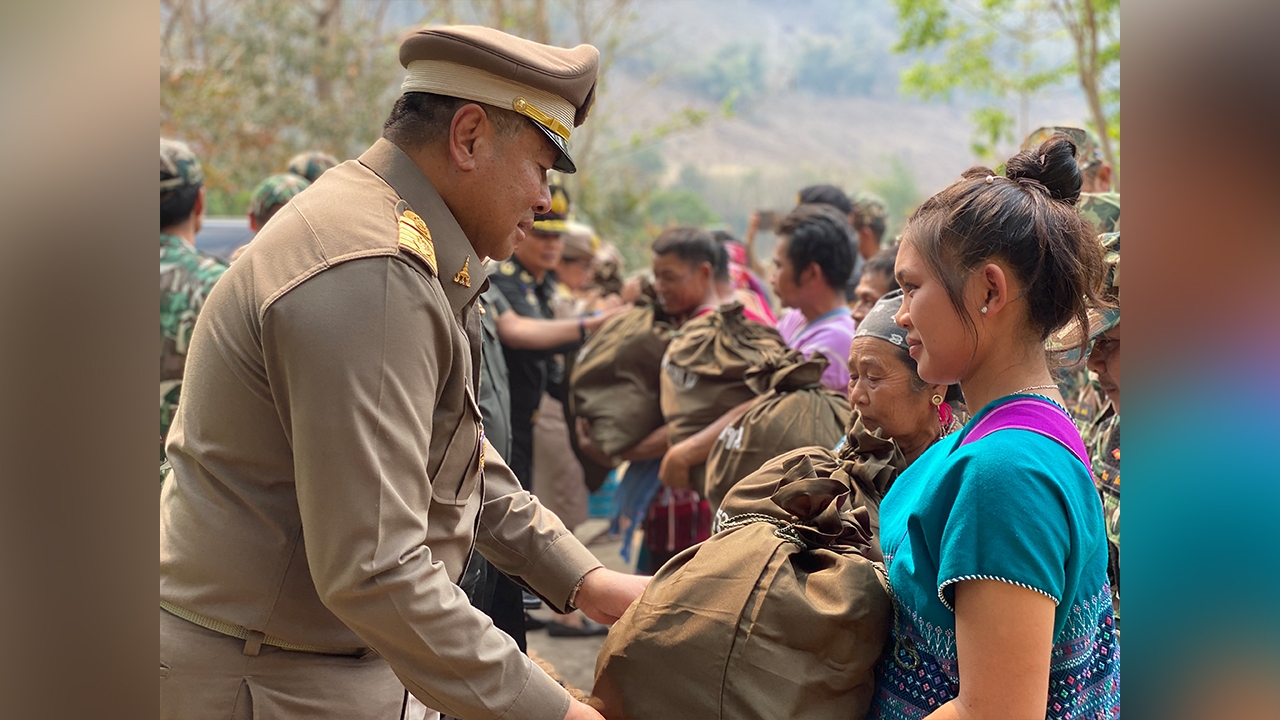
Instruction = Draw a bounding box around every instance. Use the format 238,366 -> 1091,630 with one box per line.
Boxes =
1094,164 -> 1112,191
194,186 -> 206,217
803,262 -> 824,288
247,210 -> 259,232
447,103 -> 490,171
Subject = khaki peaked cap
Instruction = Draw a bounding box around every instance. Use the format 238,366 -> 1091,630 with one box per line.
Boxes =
399,25 -> 599,173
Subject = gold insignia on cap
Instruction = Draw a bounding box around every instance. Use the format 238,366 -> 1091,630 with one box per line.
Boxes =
550,186 -> 568,215
453,257 -> 472,288
398,210 -> 436,275
513,97 -> 571,142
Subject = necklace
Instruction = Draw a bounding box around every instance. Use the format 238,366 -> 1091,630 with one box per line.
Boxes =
1008,383 -> 1071,417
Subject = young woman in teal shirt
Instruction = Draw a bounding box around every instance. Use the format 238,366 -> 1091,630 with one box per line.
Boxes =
868,135 -> 1120,719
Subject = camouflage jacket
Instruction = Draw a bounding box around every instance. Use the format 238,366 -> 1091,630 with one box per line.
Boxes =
1084,403 -> 1120,616
1079,191 -> 1120,234
160,233 -> 227,462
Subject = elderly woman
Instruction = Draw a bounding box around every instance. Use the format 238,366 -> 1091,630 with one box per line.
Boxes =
837,289 -> 965,549
845,288 -> 963,465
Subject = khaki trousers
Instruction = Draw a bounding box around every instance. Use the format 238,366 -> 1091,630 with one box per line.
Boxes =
160,608 -> 420,719
532,393 -> 588,531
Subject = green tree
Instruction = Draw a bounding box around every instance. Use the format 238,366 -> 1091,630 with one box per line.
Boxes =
891,0 -> 1119,184
866,157 -> 923,241
686,41 -> 766,111
161,0 -> 405,214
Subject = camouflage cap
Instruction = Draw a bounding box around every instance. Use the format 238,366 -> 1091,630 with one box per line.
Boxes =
1021,125 -> 1105,172
533,180 -> 571,234
850,191 -> 887,231
1049,231 -> 1120,350
250,173 -> 310,223
1079,191 -> 1120,234
160,138 -> 203,201
286,150 -> 339,183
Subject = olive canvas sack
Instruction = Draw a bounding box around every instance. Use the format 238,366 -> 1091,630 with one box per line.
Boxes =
704,349 -> 851,512
571,305 -> 674,456
659,303 -> 786,444
590,450 -> 892,720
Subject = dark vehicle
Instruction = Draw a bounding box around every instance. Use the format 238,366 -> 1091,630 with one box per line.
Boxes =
194,216 -> 253,262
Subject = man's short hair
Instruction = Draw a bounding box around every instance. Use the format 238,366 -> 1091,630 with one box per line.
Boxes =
382,92 -> 527,149
651,226 -> 717,271
161,138 -> 203,229
862,245 -> 901,291
797,184 -> 853,216
776,203 -> 855,290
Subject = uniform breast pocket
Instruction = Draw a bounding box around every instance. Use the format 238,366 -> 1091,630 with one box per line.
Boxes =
431,386 -> 485,505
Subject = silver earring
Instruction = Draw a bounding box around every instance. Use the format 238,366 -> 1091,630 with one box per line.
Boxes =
980,306 -> 988,314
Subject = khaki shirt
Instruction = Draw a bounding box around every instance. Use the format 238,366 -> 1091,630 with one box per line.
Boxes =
160,138 -> 601,720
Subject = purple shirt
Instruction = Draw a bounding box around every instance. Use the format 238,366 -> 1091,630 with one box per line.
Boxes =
777,307 -> 855,393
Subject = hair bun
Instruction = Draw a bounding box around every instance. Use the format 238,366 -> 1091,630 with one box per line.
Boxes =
1004,135 -> 1082,205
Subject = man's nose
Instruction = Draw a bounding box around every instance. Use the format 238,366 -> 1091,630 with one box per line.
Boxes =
533,182 -> 551,215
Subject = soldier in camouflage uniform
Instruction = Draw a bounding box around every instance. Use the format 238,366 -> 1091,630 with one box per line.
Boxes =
1022,125 -> 1119,234
1023,126 -> 1119,422
249,173 -> 311,231
160,139 -> 228,470
850,190 -> 888,257
285,150 -> 339,183
1079,190 -> 1120,233
1021,124 -> 1112,192
229,173 -> 313,262
1051,232 -> 1121,628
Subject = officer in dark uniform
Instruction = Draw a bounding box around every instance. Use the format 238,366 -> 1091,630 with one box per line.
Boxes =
490,182 -> 576,492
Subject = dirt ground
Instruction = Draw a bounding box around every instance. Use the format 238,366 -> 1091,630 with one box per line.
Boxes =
525,518 -> 639,695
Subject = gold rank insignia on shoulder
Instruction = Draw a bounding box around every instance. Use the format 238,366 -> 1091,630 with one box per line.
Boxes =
453,257 -> 472,287
398,210 -> 436,276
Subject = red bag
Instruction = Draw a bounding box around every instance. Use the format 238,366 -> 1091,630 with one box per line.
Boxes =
643,487 -> 712,556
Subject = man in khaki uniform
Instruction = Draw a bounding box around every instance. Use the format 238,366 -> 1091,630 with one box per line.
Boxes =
160,25 -> 647,720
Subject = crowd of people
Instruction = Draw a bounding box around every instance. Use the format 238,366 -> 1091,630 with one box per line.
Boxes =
160,23 -> 1120,720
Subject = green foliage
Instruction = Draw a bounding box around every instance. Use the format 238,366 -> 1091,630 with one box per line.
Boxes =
866,157 -> 923,240
161,0 -> 401,215
645,188 -> 721,227
891,0 -> 1113,162
685,41 -> 766,110
793,36 -> 878,97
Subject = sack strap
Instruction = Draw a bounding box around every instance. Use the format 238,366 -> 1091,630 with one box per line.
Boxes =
960,397 -> 1091,475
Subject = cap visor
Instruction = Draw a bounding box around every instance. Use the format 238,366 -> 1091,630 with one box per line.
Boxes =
536,124 -> 577,174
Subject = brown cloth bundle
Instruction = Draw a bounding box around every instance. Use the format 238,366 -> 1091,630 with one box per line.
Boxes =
658,303 -> 786,445
704,349 -> 852,512
837,411 -> 909,558
570,305 -> 674,456
590,449 -> 892,720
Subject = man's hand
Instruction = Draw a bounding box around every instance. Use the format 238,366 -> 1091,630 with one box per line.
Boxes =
574,567 -> 650,626
563,699 -> 605,720
657,440 -> 693,489
574,417 -> 617,468
582,304 -> 626,333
